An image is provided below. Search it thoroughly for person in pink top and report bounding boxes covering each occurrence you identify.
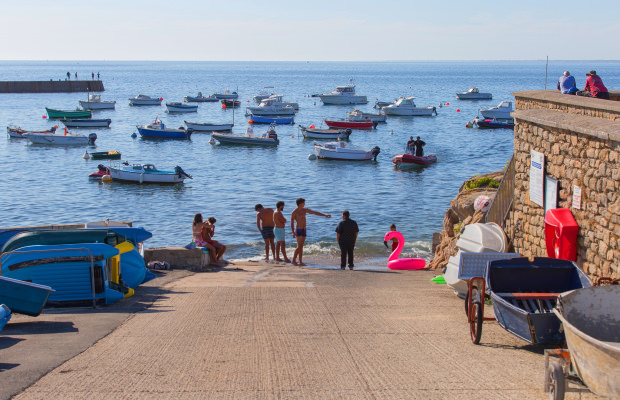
[583,70,609,100]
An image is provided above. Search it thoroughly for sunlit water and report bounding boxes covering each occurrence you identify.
[1,60,617,268]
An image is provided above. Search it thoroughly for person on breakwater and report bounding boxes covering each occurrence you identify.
[255,204,276,262]
[583,70,609,100]
[204,217,226,266]
[557,71,577,94]
[274,201,291,263]
[66,72,70,80]
[335,210,358,270]
[192,213,218,265]
[291,198,331,266]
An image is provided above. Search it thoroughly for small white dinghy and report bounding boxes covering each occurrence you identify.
[313,140,380,161]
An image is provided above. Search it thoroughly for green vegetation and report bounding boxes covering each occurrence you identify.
[464,176,500,190]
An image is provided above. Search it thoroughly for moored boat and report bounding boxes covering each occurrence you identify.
[246,97,296,116]
[346,109,386,123]
[211,125,279,146]
[45,108,92,119]
[89,164,110,179]
[184,92,219,102]
[382,97,437,116]
[249,115,294,124]
[456,87,492,100]
[79,94,116,110]
[184,121,234,131]
[61,118,111,128]
[213,90,239,100]
[253,87,275,103]
[136,118,192,139]
[298,125,351,140]
[392,152,437,167]
[313,83,368,105]
[221,99,241,108]
[7,125,57,139]
[476,118,515,129]
[108,163,192,184]
[479,101,513,120]
[89,150,121,160]
[129,95,162,106]
[324,118,376,129]
[25,129,97,145]
[166,102,198,113]
[314,140,380,161]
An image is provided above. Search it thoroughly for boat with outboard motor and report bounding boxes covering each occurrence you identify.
[129,95,162,106]
[184,92,218,102]
[313,140,380,161]
[107,162,192,184]
[137,118,192,139]
[213,89,239,100]
[346,109,386,123]
[25,128,97,145]
[313,83,368,105]
[392,151,437,167]
[211,125,279,146]
[221,99,240,108]
[479,101,513,120]
[246,97,296,116]
[298,125,351,140]
[476,118,515,129]
[166,102,198,113]
[7,125,57,139]
[456,87,492,100]
[382,97,437,116]
[79,94,116,110]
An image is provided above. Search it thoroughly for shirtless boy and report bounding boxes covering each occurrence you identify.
[291,198,331,266]
[255,204,276,262]
[273,201,291,263]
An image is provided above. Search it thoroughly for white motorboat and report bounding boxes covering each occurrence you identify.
[382,97,437,116]
[443,223,508,298]
[108,163,192,184]
[456,87,492,100]
[313,83,368,105]
[61,119,111,128]
[212,90,238,100]
[298,125,351,140]
[314,140,380,161]
[184,121,233,131]
[7,125,57,139]
[79,94,116,110]
[346,109,386,123]
[211,125,279,146]
[166,102,198,113]
[253,87,275,104]
[129,95,162,106]
[479,101,513,120]
[262,95,299,110]
[184,92,219,102]
[246,97,296,116]
[25,129,97,145]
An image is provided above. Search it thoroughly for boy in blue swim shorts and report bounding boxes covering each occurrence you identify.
[255,204,276,262]
[273,201,291,263]
[290,198,331,266]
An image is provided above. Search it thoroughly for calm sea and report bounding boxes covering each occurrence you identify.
[1,60,618,268]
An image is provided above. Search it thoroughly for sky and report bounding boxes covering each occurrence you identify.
[1,0,619,61]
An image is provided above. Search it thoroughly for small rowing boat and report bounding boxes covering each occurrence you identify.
[184,121,233,131]
[324,118,376,129]
[298,125,351,140]
[45,108,92,119]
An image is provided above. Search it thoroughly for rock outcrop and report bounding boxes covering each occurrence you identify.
[428,171,504,270]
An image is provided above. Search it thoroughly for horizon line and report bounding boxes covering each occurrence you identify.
[1,59,619,63]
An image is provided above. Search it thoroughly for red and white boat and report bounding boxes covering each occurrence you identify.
[7,125,57,139]
[392,152,437,167]
[324,118,376,129]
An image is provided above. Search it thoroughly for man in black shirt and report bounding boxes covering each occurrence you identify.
[406,136,416,153]
[335,210,359,270]
[413,136,426,157]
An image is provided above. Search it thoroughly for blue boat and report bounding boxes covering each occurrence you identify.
[476,118,515,129]
[0,304,11,331]
[0,276,54,316]
[1,243,125,307]
[249,115,294,124]
[475,257,592,345]
[136,118,192,139]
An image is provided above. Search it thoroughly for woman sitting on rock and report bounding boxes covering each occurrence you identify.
[192,213,219,265]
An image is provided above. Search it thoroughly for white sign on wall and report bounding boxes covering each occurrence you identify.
[545,176,558,213]
[573,186,582,210]
[530,150,545,207]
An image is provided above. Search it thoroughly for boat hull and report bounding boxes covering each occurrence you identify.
[45,108,92,119]
[246,107,295,116]
[383,107,435,116]
[212,132,278,146]
[184,96,218,102]
[299,126,351,139]
[249,115,294,124]
[90,151,121,160]
[0,276,54,316]
[129,98,162,106]
[456,93,492,100]
[26,133,94,145]
[318,95,368,105]
[108,167,186,183]
[166,104,198,113]
[314,145,372,161]
[392,154,437,166]
[184,121,234,131]
[79,100,116,110]
[476,119,515,129]
[61,119,111,128]
[137,127,191,139]
[324,119,375,129]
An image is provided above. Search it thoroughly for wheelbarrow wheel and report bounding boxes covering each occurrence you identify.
[470,301,483,344]
[547,361,566,400]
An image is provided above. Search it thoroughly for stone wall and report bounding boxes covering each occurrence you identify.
[510,91,620,279]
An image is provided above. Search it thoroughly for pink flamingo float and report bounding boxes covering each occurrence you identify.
[384,231,426,270]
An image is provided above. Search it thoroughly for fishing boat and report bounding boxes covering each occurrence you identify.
[89,150,121,160]
[128,95,162,106]
[246,97,296,116]
[211,125,279,146]
[253,87,275,103]
[392,152,437,167]
[261,95,299,110]
[312,83,368,105]
[479,101,513,119]
[456,87,492,100]
[221,99,241,108]
[184,92,218,102]
[184,121,234,131]
[382,97,437,116]
[314,140,380,161]
[249,115,294,124]
[136,118,192,139]
[166,102,198,113]
[45,108,92,119]
[0,276,54,317]
[25,129,97,145]
[79,94,116,110]
[298,125,351,140]
[108,163,192,184]
[324,118,376,129]
[7,125,57,139]
[476,118,515,129]
[346,109,386,123]
[213,90,239,100]
[61,119,111,128]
